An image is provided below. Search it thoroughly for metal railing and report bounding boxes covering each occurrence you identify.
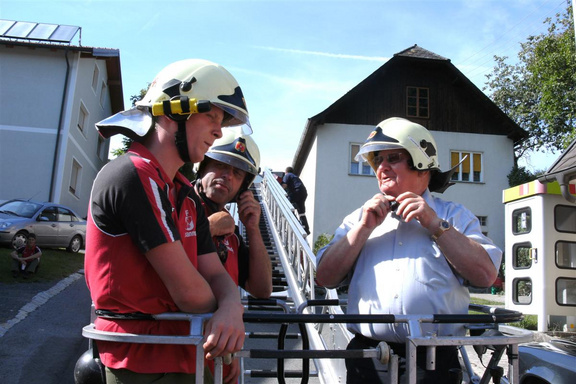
[79,169,536,384]
[259,169,350,382]
[83,299,534,384]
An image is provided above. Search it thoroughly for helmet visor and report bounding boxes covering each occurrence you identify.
[213,102,252,134]
[205,152,258,176]
[95,107,154,140]
[355,142,403,162]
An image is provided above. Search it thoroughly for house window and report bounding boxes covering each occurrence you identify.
[70,159,81,196]
[100,81,107,108]
[350,143,374,176]
[92,64,99,91]
[406,86,429,118]
[477,216,487,226]
[450,151,483,182]
[78,103,88,133]
[97,135,106,160]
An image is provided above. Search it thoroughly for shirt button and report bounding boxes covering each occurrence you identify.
[398,242,403,246]
[394,294,399,299]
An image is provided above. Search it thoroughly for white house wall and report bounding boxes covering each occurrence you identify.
[0,45,112,217]
[303,124,513,251]
[54,55,112,217]
[0,46,68,202]
[432,131,513,251]
[297,135,316,245]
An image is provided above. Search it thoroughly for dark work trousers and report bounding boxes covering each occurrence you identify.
[288,190,309,234]
[345,334,462,384]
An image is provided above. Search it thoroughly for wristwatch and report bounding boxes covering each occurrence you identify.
[431,219,451,241]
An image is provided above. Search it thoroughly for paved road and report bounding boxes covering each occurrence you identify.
[0,272,91,384]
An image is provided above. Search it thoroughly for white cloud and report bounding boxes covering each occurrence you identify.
[252,45,390,62]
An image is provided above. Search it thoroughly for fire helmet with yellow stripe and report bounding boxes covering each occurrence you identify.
[95,59,250,162]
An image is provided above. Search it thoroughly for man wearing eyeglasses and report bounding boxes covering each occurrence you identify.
[316,118,502,384]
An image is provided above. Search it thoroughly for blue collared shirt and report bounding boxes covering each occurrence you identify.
[316,190,502,342]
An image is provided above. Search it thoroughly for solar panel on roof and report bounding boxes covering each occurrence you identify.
[0,19,80,44]
[0,20,16,35]
[4,21,35,38]
[27,23,58,40]
[49,25,80,43]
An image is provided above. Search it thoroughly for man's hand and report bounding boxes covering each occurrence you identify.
[237,190,261,230]
[361,193,395,230]
[394,192,438,231]
[202,302,245,361]
[208,211,236,237]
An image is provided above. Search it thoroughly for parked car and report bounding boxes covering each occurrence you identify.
[0,199,86,252]
[518,338,576,384]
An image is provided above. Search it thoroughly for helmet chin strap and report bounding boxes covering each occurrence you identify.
[172,118,191,163]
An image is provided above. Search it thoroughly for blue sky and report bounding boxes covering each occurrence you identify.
[1,0,567,172]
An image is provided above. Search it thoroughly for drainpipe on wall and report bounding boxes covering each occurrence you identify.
[49,48,70,202]
[556,174,576,203]
[538,172,576,204]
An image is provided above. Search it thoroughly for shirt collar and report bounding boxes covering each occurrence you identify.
[128,142,191,187]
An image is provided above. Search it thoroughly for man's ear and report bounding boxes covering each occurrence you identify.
[418,169,432,182]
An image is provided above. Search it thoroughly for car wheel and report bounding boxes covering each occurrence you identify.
[67,235,82,253]
[12,231,28,249]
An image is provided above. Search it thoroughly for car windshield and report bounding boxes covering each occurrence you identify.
[0,201,42,218]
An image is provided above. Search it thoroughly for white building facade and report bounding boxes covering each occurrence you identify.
[293,45,527,252]
[0,21,123,217]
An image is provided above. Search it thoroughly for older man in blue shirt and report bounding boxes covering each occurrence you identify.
[316,118,502,384]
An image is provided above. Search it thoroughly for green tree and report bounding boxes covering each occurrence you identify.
[507,164,547,187]
[313,233,333,255]
[485,4,575,160]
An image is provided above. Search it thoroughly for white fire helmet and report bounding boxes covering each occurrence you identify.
[356,117,458,193]
[96,59,250,140]
[196,128,261,192]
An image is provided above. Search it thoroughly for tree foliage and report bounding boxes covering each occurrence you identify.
[485,4,575,159]
[507,164,544,187]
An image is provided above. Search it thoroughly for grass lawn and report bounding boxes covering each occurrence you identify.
[0,246,84,284]
[469,297,503,307]
[470,296,538,330]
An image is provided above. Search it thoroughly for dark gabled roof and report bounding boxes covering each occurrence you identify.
[395,44,448,61]
[292,44,527,173]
